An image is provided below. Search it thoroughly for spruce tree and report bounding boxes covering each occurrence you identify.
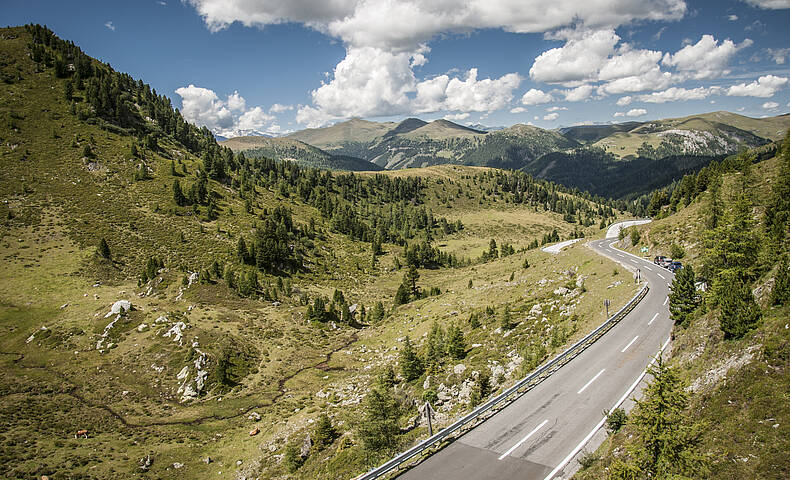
[719,274,762,339]
[283,442,304,473]
[446,323,466,360]
[668,263,699,328]
[764,132,790,251]
[399,336,423,381]
[404,265,420,298]
[313,413,337,449]
[500,304,513,330]
[172,179,186,206]
[470,370,491,406]
[425,321,445,366]
[771,255,790,306]
[97,237,111,260]
[609,356,706,478]
[394,283,410,306]
[358,386,400,454]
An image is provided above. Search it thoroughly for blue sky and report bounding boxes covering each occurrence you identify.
[3,0,790,136]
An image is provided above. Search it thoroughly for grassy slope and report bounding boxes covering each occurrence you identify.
[593,111,790,158]
[0,25,643,480]
[218,136,382,172]
[574,154,790,479]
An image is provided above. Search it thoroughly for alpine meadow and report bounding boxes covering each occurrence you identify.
[1,1,790,479]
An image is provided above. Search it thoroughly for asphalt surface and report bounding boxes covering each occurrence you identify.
[399,237,674,480]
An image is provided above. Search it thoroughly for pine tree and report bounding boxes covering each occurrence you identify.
[764,132,790,251]
[358,386,400,454]
[313,413,337,449]
[404,265,420,298]
[470,370,491,406]
[283,442,304,473]
[399,336,423,381]
[719,273,762,340]
[771,255,790,306]
[371,301,385,322]
[500,304,513,330]
[394,283,410,306]
[446,323,466,360]
[425,321,445,366]
[668,263,699,328]
[172,179,186,206]
[97,237,111,260]
[609,356,706,478]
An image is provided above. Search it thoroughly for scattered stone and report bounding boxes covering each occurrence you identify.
[203,457,212,464]
[248,411,261,421]
[300,435,312,458]
[249,427,260,436]
[105,300,132,318]
[163,321,188,344]
[172,462,184,469]
[60,303,69,309]
[137,324,148,332]
[453,364,467,375]
[138,454,153,472]
[236,460,243,466]
[553,286,569,296]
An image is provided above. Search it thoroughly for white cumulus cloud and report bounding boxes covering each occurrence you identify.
[763,101,780,109]
[547,106,568,112]
[743,0,790,8]
[637,86,719,103]
[530,29,619,84]
[543,112,560,121]
[766,47,790,64]
[444,112,471,121]
[521,88,554,105]
[616,96,632,106]
[562,85,594,102]
[104,21,116,31]
[626,108,647,117]
[269,103,294,113]
[186,0,688,124]
[510,106,527,113]
[726,75,788,97]
[662,34,751,79]
[175,85,278,137]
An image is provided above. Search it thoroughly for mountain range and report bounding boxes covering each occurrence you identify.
[221,111,790,198]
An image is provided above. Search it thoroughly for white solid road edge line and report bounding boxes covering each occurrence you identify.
[577,369,606,394]
[621,335,639,353]
[648,312,659,325]
[542,337,671,480]
[497,419,549,460]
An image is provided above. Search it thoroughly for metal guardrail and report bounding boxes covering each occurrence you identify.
[355,282,650,480]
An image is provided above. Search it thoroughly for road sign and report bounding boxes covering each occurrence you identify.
[641,246,649,253]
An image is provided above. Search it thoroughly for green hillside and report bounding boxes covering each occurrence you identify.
[219,136,382,171]
[575,137,790,479]
[0,25,645,480]
[283,113,789,201]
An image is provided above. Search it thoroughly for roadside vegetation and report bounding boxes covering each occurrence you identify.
[575,134,790,479]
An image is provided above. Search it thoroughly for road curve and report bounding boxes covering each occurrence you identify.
[398,238,673,480]
[540,238,581,254]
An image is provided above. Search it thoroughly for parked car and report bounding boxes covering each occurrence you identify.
[668,261,683,273]
[654,255,668,265]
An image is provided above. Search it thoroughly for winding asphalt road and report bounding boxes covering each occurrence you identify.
[399,234,674,480]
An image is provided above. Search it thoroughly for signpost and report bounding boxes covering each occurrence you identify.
[604,299,610,318]
[420,402,436,436]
